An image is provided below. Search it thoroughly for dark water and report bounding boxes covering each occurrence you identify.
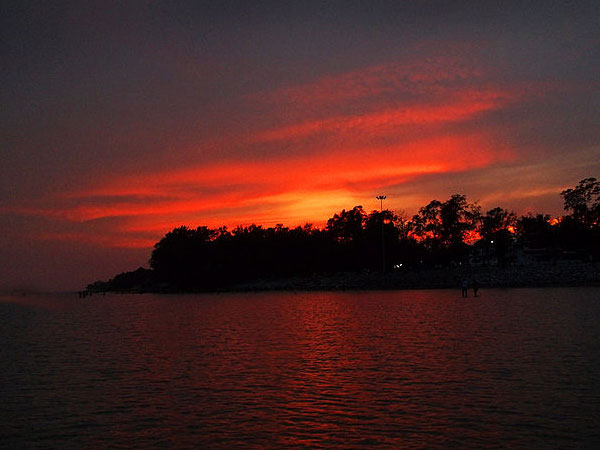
[1,288,599,449]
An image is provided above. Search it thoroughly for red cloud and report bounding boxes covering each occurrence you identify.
[247,57,483,107]
[254,88,515,143]
[14,58,550,247]
[22,131,511,231]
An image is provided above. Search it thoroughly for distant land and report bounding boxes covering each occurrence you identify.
[87,178,599,294]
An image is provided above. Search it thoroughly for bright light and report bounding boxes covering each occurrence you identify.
[548,217,562,226]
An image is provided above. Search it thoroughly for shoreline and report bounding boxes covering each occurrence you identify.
[226,263,600,292]
[93,262,600,294]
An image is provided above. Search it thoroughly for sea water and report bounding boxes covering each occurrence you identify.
[1,288,599,448]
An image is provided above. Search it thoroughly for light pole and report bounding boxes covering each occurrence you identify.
[376,195,386,273]
[376,195,386,211]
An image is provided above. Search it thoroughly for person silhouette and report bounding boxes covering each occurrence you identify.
[472,279,480,297]
[461,279,469,297]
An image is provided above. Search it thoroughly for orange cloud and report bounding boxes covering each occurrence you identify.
[22,132,511,231]
[13,58,551,248]
[254,92,511,143]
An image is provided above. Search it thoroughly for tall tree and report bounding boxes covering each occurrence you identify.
[412,200,443,243]
[412,195,480,247]
[480,207,517,239]
[516,214,556,249]
[325,206,366,243]
[412,194,480,265]
[150,226,217,287]
[439,194,481,247]
[561,177,600,226]
[479,207,517,266]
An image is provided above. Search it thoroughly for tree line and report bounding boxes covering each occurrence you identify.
[88,177,600,291]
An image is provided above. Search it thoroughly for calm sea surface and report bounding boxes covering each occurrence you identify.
[1,288,599,449]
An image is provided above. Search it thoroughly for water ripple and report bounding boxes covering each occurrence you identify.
[1,288,600,448]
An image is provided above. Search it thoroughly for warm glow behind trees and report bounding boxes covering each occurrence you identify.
[90,178,600,291]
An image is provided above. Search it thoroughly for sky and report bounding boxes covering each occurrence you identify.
[1,0,599,291]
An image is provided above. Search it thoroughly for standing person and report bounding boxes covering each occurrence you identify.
[461,279,469,297]
[472,279,480,297]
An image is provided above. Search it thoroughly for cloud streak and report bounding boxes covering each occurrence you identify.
[1,52,590,252]
[8,55,565,251]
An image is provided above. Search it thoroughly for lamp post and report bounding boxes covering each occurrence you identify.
[376,195,386,273]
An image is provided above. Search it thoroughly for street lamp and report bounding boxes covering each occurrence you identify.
[376,195,387,273]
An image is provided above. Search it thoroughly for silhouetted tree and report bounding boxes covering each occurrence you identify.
[480,207,516,238]
[92,267,153,291]
[324,206,366,271]
[561,177,600,226]
[90,184,600,292]
[394,212,414,241]
[516,214,556,249]
[478,207,517,265]
[364,209,401,272]
[412,199,443,242]
[412,194,480,265]
[150,226,217,288]
[326,206,366,243]
[557,216,591,253]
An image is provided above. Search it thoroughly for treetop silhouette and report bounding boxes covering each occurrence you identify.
[89,178,599,292]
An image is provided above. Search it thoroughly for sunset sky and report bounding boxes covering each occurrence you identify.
[2,1,599,290]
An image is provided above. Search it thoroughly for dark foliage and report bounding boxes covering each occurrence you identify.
[89,178,599,292]
[411,194,480,266]
[560,177,600,226]
[87,267,153,292]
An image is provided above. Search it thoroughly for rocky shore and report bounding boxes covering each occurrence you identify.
[226,261,600,292]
